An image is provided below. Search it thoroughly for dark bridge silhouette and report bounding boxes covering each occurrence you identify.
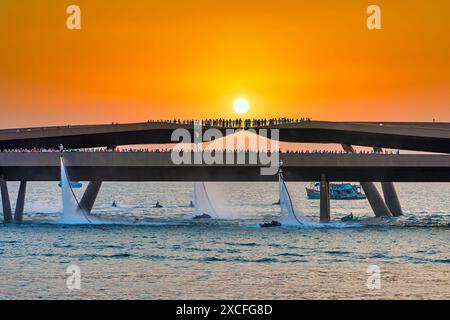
[1,121,450,153]
[0,152,448,182]
[1,120,450,224]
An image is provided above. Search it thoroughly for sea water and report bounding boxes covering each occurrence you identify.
[0,181,449,299]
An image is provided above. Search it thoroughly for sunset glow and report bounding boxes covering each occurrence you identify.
[233,98,250,115]
[0,0,449,128]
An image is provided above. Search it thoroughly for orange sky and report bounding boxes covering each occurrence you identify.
[0,0,449,128]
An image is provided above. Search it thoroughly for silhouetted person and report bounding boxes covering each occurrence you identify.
[341,212,358,222]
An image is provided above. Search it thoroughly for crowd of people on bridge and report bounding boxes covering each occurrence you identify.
[148,117,312,128]
[3,117,312,134]
[0,146,401,155]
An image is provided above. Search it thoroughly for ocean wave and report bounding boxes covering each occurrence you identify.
[201,256,278,263]
[274,252,305,257]
[224,242,259,247]
[324,250,351,255]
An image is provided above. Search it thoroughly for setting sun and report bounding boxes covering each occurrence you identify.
[233,98,250,115]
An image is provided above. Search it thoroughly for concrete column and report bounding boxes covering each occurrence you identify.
[79,181,102,214]
[0,176,13,222]
[381,182,403,217]
[373,147,403,217]
[14,181,27,223]
[360,182,392,217]
[320,174,331,223]
[342,144,392,217]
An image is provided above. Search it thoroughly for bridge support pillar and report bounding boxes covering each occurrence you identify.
[381,182,403,217]
[0,176,13,223]
[342,144,392,217]
[320,174,331,223]
[14,181,27,223]
[79,182,102,214]
[373,147,403,217]
[360,182,392,217]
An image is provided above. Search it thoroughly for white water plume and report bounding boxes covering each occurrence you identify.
[279,169,307,226]
[59,157,92,224]
[194,182,234,218]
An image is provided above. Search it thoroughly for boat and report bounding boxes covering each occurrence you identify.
[341,213,359,222]
[193,213,212,219]
[306,182,366,200]
[58,181,82,188]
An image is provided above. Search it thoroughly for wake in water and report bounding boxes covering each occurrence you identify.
[58,161,226,225]
[279,168,308,226]
[192,182,254,220]
[277,168,364,229]
[58,156,93,224]
[55,156,365,228]
[193,182,265,220]
[58,157,153,225]
[193,182,221,218]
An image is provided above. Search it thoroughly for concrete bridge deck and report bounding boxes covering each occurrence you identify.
[0,152,449,182]
[1,121,450,153]
[2,121,449,223]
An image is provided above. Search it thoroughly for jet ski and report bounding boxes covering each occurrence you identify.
[260,220,282,228]
[272,199,280,206]
[154,201,163,208]
[341,213,359,222]
[112,201,117,207]
[193,213,212,219]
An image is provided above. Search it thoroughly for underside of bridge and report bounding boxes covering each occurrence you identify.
[1,121,450,153]
[1,120,449,223]
[2,153,444,223]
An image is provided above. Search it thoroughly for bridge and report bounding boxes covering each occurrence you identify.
[1,120,450,224]
[1,121,450,153]
[0,152,448,182]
